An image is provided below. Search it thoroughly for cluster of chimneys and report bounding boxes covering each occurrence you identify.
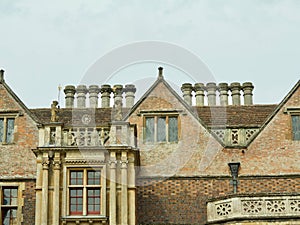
[63,84,136,108]
[180,82,254,106]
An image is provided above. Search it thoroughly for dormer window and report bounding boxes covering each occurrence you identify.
[0,117,15,144]
[144,115,179,143]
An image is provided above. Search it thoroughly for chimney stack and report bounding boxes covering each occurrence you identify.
[64,85,76,108]
[218,83,229,106]
[194,83,205,106]
[0,69,4,83]
[206,82,217,106]
[89,85,100,108]
[124,84,136,108]
[100,84,112,108]
[113,85,123,107]
[230,82,241,105]
[181,83,193,106]
[242,82,254,105]
[76,85,88,108]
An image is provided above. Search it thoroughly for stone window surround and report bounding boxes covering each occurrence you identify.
[0,182,25,225]
[0,111,20,145]
[62,164,107,219]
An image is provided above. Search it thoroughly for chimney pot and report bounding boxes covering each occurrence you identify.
[194,83,205,106]
[100,84,112,108]
[64,85,76,108]
[218,83,229,106]
[181,83,193,106]
[124,84,136,108]
[89,85,100,108]
[242,82,254,105]
[230,82,241,105]
[206,82,217,106]
[76,85,88,108]
[113,85,123,107]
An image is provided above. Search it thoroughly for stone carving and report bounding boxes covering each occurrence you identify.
[81,114,91,125]
[64,128,109,146]
[242,200,263,214]
[231,129,239,145]
[266,200,286,213]
[245,128,258,142]
[216,202,232,216]
[50,100,59,122]
[212,129,225,141]
[290,199,300,212]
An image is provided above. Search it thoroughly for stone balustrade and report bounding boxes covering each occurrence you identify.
[207,195,300,224]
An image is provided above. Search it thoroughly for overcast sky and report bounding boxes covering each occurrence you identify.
[0,0,299,108]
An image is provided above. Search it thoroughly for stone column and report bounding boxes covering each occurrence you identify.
[218,83,229,106]
[53,153,60,225]
[121,152,128,225]
[35,155,43,225]
[109,152,117,225]
[76,85,88,108]
[101,84,112,108]
[181,83,193,106]
[230,82,241,105]
[41,155,49,225]
[89,85,100,108]
[64,85,76,108]
[206,82,217,106]
[242,82,254,105]
[124,84,136,108]
[113,85,123,105]
[194,83,205,106]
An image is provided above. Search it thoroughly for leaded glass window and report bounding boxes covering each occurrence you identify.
[0,118,15,144]
[145,117,154,142]
[157,117,166,142]
[168,116,178,142]
[292,115,300,140]
[1,187,18,225]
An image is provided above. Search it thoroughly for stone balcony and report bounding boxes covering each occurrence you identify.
[207,194,300,224]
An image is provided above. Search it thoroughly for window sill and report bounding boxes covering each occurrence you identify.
[61,215,108,223]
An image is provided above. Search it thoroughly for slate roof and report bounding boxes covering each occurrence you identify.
[30,104,277,128]
[194,105,277,127]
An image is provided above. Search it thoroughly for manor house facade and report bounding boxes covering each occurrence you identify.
[0,67,300,225]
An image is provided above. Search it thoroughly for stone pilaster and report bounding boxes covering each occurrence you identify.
[109,152,117,225]
[121,152,128,225]
[101,84,112,108]
[76,85,88,108]
[128,155,136,225]
[206,82,217,106]
[64,85,76,108]
[194,83,205,106]
[41,155,49,225]
[89,85,100,108]
[181,83,193,106]
[52,152,61,225]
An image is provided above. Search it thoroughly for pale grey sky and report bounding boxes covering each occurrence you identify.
[0,0,299,108]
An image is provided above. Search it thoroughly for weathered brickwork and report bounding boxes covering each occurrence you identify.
[22,180,36,225]
[137,177,300,225]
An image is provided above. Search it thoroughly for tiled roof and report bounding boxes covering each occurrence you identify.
[194,105,277,127]
[31,105,277,128]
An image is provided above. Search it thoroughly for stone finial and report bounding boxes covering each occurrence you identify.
[100,84,112,108]
[242,82,254,105]
[230,82,241,106]
[64,85,76,108]
[76,85,88,108]
[88,85,100,108]
[194,83,205,106]
[50,100,59,122]
[181,83,193,106]
[113,84,123,107]
[218,83,229,106]
[158,67,163,79]
[0,69,4,83]
[206,82,217,106]
[124,84,136,108]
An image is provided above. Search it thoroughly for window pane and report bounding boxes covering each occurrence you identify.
[3,188,18,205]
[88,171,101,185]
[87,188,101,214]
[2,208,17,225]
[6,119,14,143]
[69,188,83,215]
[0,119,3,142]
[145,117,154,142]
[157,117,166,142]
[70,171,83,185]
[169,117,178,142]
[292,115,300,140]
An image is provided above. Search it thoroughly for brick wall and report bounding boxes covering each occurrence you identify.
[22,180,36,225]
[137,176,300,225]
